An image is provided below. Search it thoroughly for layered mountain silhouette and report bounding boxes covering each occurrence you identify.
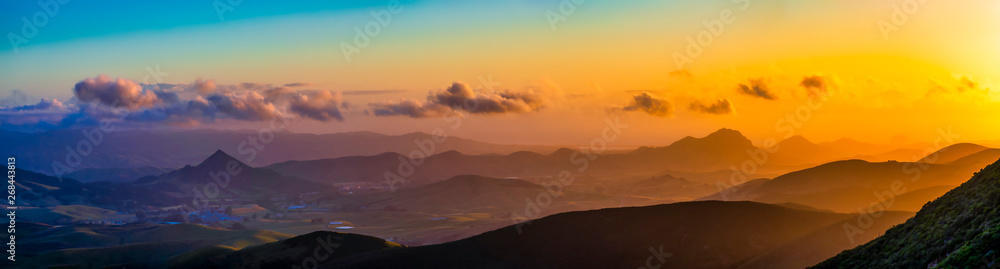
[16,150,332,210]
[266,128,836,187]
[701,144,1000,212]
[0,129,555,174]
[133,149,333,200]
[811,157,1000,268]
[171,231,404,268]
[14,168,181,208]
[306,201,908,269]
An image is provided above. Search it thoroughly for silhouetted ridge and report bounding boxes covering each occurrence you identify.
[811,157,1000,268]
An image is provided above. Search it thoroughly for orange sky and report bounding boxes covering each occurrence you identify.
[1,0,997,146]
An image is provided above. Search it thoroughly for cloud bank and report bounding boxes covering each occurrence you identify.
[689,99,734,115]
[367,82,547,118]
[737,78,777,100]
[620,92,674,117]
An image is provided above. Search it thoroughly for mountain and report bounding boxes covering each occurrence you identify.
[265,128,822,187]
[320,201,859,269]
[317,175,619,215]
[265,150,577,186]
[701,144,1000,212]
[622,128,758,173]
[810,157,1000,269]
[14,168,181,208]
[918,143,990,164]
[611,174,717,200]
[0,129,557,174]
[64,166,173,183]
[133,150,333,201]
[737,211,916,269]
[172,231,404,268]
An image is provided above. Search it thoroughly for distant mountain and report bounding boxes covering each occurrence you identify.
[737,211,916,269]
[265,150,578,186]
[64,166,173,183]
[621,128,758,173]
[811,157,1000,268]
[701,146,1000,212]
[14,168,181,208]
[266,128,819,187]
[612,174,717,200]
[0,129,557,175]
[317,175,619,215]
[321,201,860,269]
[918,143,990,164]
[133,150,334,201]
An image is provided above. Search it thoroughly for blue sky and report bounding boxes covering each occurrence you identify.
[1,0,413,52]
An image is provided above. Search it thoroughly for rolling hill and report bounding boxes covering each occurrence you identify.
[810,156,1000,268]
[319,201,865,269]
[701,145,1000,212]
[5,223,293,268]
[171,231,404,268]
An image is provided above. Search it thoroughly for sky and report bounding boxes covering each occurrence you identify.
[1,0,998,146]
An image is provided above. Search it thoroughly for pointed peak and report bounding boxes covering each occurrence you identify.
[779,135,814,145]
[704,128,745,139]
[196,150,246,169]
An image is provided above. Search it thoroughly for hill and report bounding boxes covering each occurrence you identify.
[64,166,172,183]
[701,146,1000,212]
[5,223,292,268]
[172,231,404,268]
[318,175,619,215]
[321,201,857,269]
[810,157,1000,268]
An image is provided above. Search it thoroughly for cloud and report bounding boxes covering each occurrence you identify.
[369,99,449,118]
[343,89,408,95]
[800,75,835,96]
[0,90,30,107]
[283,82,313,87]
[206,91,281,121]
[689,99,734,115]
[927,75,991,99]
[368,82,546,118]
[669,70,693,79]
[737,78,777,100]
[0,98,66,112]
[621,92,674,117]
[74,75,161,109]
[288,90,345,121]
[191,78,218,95]
[126,98,216,124]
